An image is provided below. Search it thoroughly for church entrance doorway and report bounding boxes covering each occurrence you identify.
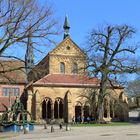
[83,106,90,118]
[75,105,82,122]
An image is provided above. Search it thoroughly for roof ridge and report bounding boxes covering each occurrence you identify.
[0,59,24,62]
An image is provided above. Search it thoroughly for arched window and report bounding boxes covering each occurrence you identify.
[75,102,82,123]
[60,62,65,73]
[42,97,52,120]
[54,98,63,119]
[72,63,78,74]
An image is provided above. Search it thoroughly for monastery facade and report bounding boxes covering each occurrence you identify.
[0,16,128,123]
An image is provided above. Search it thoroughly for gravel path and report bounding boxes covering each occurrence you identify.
[2,124,140,140]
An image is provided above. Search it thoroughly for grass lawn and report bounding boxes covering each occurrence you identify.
[0,136,10,140]
[71,122,131,127]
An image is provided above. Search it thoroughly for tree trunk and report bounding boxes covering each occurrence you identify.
[97,72,107,123]
[97,94,104,123]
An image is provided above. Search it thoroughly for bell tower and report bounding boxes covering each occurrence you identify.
[63,15,70,39]
[25,29,34,74]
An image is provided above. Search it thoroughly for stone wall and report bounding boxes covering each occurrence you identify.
[26,86,128,123]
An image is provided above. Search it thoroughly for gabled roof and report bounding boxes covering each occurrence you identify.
[35,36,86,68]
[32,73,123,89]
[49,36,86,57]
[0,60,27,84]
[33,74,99,87]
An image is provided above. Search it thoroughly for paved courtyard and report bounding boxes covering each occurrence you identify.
[1,124,140,140]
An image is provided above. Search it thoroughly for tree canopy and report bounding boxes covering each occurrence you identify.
[125,73,140,97]
[85,24,139,123]
[0,0,59,59]
[0,0,59,77]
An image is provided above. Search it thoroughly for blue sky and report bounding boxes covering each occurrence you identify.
[47,0,140,81]
[4,0,140,66]
[47,0,140,46]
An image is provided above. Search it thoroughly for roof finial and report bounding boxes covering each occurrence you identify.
[63,15,70,39]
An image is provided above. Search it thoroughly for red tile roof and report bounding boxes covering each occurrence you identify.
[33,74,99,87]
[0,60,27,84]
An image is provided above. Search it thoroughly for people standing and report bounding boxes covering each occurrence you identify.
[87,116,91,123]
[71,116,75,124]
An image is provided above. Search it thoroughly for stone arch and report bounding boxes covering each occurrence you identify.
[75,101,82,106]
[104,98,108,118]
[114,100,120,119]
[84,101,90,106]
[42,97,52,120]
[54,97,63,119]
[33,90,41,121]
[75,101,82,122]
[83,102,90,118]
[35,90,41,101]
[119,92,124,101]
[60,62,65,73]
[66,90,72,103]
[63,90,72,123]
[110,100,115,118]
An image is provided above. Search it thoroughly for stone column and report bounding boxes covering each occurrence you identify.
[51,102,54,119]
[27,90,32,120]
[107,99,110,119]
[67,102,72,123]
[64,91,72,123]
[36,102,41,122]
[46,101,48,120]
[58,100,60,119]
[35,90,41,123]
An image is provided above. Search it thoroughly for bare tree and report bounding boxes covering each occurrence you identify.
[0,0,59,74]
[79,88,98,119]
[85,25,139,123]
[126,79,140,97]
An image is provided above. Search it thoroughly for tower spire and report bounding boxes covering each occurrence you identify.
[63,15,70,39]
[25,28,34,74]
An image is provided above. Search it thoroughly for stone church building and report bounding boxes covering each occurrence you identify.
[0,16,128,123]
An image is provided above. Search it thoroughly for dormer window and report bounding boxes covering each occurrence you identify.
[72,63,78,74]
[60,62,65,74]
